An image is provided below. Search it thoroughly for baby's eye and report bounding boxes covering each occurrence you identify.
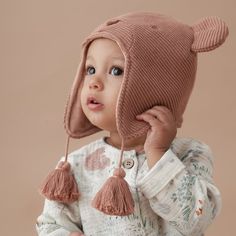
[110,66,123,76]
[86,66,95,75]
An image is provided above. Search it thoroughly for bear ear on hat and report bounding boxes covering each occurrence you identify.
[191,16,229,53]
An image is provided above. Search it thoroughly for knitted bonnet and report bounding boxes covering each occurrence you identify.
[39,11,229,216]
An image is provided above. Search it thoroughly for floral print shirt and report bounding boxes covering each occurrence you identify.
[36,136,221,236]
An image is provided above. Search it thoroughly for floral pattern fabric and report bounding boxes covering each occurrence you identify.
[36,136,221,236]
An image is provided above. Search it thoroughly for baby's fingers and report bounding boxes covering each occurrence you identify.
[136,112,162,127]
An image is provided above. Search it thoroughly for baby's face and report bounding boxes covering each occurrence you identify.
[80,38,125,132]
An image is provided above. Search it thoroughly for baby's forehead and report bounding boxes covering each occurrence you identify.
[85,38,125,62]
[88,38,122,52]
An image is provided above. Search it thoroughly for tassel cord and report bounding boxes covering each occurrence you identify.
[64,135,70,162]
[118,138,125,168]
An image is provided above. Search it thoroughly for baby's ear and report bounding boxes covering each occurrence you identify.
[191,16,229,53]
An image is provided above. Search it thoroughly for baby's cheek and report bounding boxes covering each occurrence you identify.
[80,85,86,101]
[80,89,87,112]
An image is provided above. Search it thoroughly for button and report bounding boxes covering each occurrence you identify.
[122,158,134,169]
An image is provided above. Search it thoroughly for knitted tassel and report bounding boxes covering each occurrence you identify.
[39,161,80,203]
[92,138,134,216]
[91,167,134,216]
[39,135,80,203]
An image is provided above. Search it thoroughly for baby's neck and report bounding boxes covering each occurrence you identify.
[105,132,145,154]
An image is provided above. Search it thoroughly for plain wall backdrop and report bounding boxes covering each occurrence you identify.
[0,0,235,235]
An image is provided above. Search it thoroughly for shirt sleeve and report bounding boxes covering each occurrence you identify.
[36,199,83,236]
[36,154,84,236]
[136,139,221,235]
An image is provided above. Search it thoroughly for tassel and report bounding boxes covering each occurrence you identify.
[39,135,80,203]
[39,161,80,203]
[91,167,134,216]
[91,138,134,216]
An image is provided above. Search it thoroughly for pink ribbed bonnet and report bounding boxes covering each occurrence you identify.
[64,11,229,141]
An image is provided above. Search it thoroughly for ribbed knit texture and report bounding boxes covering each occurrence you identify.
[191,16,229,52]
[64,11,228,141]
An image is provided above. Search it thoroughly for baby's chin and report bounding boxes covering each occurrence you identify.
[85,113,116,132]
[81,104,117,131]
[92,121,117,133]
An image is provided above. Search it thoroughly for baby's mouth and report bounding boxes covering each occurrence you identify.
[90,100,101,105]
[87,96,104,111]
[87,96,103,105]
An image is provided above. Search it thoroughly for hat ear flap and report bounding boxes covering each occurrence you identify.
[191,16,229,53]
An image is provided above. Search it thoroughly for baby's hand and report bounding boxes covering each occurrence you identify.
[69,232,85,236]
[136,105,177,156]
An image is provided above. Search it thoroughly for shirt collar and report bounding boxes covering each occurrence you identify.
[100,136,145,156]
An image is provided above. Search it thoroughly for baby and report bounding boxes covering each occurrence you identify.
[36,11,229,236]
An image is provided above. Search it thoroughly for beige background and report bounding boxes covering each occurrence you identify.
[0,0,235,235]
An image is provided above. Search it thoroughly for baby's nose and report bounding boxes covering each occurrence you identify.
[89,80,103,90]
